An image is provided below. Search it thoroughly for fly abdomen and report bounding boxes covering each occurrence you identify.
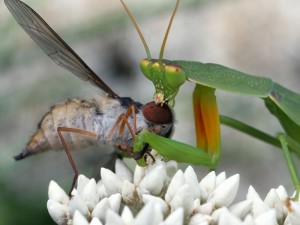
[14,98,100,160]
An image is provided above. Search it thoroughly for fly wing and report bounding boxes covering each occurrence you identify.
[5,0,119,99]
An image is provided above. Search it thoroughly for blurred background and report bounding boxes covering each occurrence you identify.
[1,0,300,224]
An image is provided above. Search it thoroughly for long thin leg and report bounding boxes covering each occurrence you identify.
[57,127,97,196]
[277,133,300,200]
[119,105,137,134]
[108,105,137,138]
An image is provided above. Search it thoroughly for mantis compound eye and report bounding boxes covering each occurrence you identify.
[140,59,152,81]
[142,101,173,124]
[165,64,186,89]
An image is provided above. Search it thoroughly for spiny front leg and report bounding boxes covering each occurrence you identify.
[57,127,97,197]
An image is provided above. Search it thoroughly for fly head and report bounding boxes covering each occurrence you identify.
[142,101,174,138]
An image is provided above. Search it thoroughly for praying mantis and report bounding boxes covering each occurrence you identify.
[124,0,300,198]
[5,0,300,198]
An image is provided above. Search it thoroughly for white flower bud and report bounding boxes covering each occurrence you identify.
[115,159,133,182]
[73,210,89,225]
[82,178,98,211]
[48,181,69,204]
[208,174,239,207]
[254,209,277,225]
[101,168,123,195]
[47,199,68,225]
[165,170,186,203]
[199,171,216,202]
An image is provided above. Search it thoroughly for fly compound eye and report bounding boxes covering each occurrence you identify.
[161,124,172,134]
[142,101,173,124]
[165,65,186,89]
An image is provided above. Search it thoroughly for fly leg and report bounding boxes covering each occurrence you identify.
[108,104,137,138]
[57,127,97,197]
[108,105,155,163]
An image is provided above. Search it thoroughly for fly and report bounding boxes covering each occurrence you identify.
[5,0,174,195]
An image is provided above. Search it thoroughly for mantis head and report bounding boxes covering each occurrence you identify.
[140,59,186,107]
[120,0,185,107]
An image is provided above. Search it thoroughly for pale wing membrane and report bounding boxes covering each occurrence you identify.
[5,0,118,98]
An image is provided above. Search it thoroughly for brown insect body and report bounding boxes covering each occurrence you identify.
[6,0,175,194]
[14,96,163,160]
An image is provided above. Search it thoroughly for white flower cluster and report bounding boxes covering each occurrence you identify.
[47,156,300,225]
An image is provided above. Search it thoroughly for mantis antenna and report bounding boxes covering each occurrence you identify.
[159,0,179,63]
[119,0,151,61]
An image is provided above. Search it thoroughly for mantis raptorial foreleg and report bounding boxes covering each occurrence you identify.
[134,130,219,168]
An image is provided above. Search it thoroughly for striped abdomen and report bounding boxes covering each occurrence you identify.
[14,98,103,160]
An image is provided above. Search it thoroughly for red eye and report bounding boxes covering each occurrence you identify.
[142,102,173,124]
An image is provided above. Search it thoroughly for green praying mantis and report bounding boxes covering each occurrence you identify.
[5,0,300,198]
[123,0,300,198]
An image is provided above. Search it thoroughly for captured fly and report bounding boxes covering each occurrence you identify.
[5,0,174,194]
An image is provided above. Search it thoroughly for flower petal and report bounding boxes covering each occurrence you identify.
[48,181,69,204]
[252,197,270,218]
[184,166,200,199]
[47,199,68,225]
[105,209,125,225]
[90,217,103,225]
[139,165,167,196]
[92,198,111,222]
[115,159,133,182]
[229,200,253,220]
[216,172,226,187]
[121,206,134,224]
[199,171,216,202]
[142,194,169,217]
[254,209,277,225]
[108,193,122,213]
[165,170,186,203]
[275,185,288,201]
[69,195,90,219]
[133,165,146,186]
[77,175,91,194]
[169,184,193,218]
[264,188,284,222]
[163,208,184,225]
[246,186,261,201]
[133,202,163,225]
[219,209,243,225]
[208,174,239,207]
[82,178,99,211]
[189,213,212,225]
[73,210,89,225]
[122,180,139,205]
[101,168,123,195]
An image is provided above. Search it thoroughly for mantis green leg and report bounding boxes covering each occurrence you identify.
[221,115,300,199]
[133,130,219,169]
[277,134,300,200]
[220,115,300,157]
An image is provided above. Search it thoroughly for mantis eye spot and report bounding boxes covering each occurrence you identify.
[142,101,173,124]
